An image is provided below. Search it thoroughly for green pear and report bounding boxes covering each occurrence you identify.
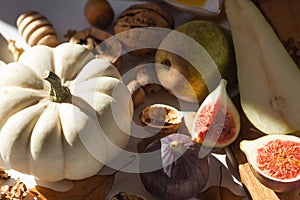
[155,20,237,103]
[225,0,300,134]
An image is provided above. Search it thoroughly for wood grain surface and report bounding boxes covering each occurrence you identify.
[257,0,300,41]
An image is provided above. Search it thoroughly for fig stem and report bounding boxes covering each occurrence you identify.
[170,140,186,154]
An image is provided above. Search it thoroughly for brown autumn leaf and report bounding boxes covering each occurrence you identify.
[137,132,171,153]
[111,191,148,200]
[198,185,245,200]
[0,177,42,200]
[31,174,115,200]
[0,167,9,184]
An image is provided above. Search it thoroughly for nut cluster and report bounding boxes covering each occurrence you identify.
[127,57,163,107]
[282,37,300,68]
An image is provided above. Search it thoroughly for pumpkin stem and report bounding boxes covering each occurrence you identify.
[43,70,70,103]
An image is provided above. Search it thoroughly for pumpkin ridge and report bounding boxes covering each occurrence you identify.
[29,104,65,181]
[58,103,105,181]
[0,102,47,174]
[0,63,44,89]
[0,87,45,128]
[53,44,94,82]
[66,95,99,118]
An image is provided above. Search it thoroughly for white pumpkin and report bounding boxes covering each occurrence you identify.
[0,43,134,182]
[0,60,6,70]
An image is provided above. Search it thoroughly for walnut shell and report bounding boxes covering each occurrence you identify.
[114,2,174,57]
[140,104,181,134]
[69,27,122,67]
[127,3,174,27]
[16,10,59,47]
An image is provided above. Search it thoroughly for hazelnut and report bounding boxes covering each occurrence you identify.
[84,0,114,28]
[135,60,162,94]
[127,80,146,107]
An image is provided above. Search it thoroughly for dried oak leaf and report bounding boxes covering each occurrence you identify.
[0,167,9,184]
[137,132,171,153]
[31,174,115,200]
[7,39,24,61]
[0,177,41,200]
[111,191,147,200]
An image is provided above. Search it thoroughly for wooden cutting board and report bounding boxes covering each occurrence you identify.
[230,95,300,200]
[229,1,300,199]
[257,0,300,41]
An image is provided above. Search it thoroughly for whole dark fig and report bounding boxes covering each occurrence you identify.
[139,133,210,200]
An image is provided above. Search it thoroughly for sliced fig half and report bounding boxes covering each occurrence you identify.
[191,79,240,148]
[240,134,300,193]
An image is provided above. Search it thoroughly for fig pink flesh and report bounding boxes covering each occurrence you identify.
[256,139,300,180]
[193,100,238,146]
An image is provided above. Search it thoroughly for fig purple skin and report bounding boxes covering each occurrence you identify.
[139,133,210,200]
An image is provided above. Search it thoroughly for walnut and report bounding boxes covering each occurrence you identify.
[140,104,181,134]
[63,29,77,40]
[113,2,174,57]
[69,27,123,68]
